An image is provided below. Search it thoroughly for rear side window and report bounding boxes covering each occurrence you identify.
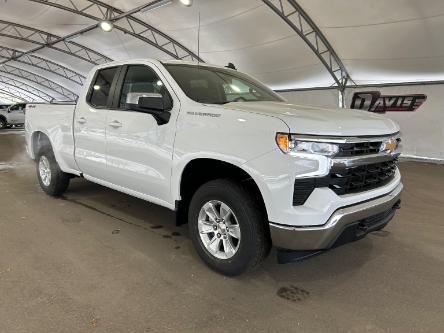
[89,67,119,107]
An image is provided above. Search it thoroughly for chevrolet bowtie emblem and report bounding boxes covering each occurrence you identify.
[381,138,398,154]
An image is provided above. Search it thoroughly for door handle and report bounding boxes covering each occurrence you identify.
[77,117,87,124]
[109,120,122,128]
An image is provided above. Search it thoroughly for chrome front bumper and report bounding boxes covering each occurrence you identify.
[270,182,403,251]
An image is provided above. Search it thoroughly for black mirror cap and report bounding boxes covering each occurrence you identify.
[138,96,164,111]
[138,93,173,112]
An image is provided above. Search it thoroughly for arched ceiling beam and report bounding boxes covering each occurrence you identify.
[0,84,39,102]
[0,91,26,103]
[0,46,85,85]
[0,19,111,65]
[29,0,203,62]
[0,63,78,101]
[0,75,54,102]
[262,0,352,90]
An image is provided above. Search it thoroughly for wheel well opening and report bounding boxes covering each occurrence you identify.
[32,132,51,158]
[177,159,268,226]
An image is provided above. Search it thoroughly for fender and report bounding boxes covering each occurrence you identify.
[171,152,273,212]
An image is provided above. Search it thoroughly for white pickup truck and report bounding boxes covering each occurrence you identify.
[0,103,26,129]
[25,59,402,275]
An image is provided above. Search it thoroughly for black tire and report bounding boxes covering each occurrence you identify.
[0,117,6,130]
[188,179,270,276]
[36,149,70,197]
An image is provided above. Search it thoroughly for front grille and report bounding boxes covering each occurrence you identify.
[293,159,398,206]
[336,141,382,157]
[336,137,401,157]
[329,159,397,195]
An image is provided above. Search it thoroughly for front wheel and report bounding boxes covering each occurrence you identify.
[188,179,270,276]
[36,151,70,196]
[0,117,6,130]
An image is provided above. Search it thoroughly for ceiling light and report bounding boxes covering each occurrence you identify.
[99,20,113,32]
[179,0,193,7]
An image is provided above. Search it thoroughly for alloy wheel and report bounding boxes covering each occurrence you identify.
[197,200,241,259]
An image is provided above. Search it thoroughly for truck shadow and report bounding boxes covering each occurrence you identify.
[63,176,377,283]
[62,177,184,235]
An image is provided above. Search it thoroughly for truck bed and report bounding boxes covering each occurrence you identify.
[25,103,79,175]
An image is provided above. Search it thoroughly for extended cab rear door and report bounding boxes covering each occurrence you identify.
[73,66,120,179]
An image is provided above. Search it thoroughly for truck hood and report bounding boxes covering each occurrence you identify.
[222,101,399,136]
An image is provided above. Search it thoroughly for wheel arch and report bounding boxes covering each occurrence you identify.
[30,130,53,159]
[176,158,269,227]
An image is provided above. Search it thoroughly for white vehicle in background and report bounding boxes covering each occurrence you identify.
[25,59,402,276]
[0,103,26,129]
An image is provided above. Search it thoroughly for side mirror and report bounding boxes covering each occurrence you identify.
[138,94,165,111]
[125,92,173,125]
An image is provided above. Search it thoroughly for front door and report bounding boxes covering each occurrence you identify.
[73,66,120,179]
[104,64,178,206]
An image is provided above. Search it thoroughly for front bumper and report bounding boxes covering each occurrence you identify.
[270,182,403,251]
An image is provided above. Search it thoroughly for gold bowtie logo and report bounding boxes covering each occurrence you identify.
[381,139,397,153]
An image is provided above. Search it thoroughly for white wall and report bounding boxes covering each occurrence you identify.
[278,89,339,109]
[278,84,444,161]
[345,85,444,161]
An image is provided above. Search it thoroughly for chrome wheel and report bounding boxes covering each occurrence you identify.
[198,200,241,260]
[38,156,51,187]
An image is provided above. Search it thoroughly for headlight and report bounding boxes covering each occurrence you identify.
[276,133,339,156]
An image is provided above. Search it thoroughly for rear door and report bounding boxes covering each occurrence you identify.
[73,66,120,179]
[103,63,179,205]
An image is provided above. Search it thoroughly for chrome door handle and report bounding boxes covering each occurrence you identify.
[77,117,87,124]
[109,120,122,128]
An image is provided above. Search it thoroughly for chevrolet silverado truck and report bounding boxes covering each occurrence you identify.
[25,59,402,275]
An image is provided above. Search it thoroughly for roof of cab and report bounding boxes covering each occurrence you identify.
[161,59,230,71]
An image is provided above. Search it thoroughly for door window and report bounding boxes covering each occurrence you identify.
[88,67,119,108]
[10,104,24,111]
[118,65,170,110]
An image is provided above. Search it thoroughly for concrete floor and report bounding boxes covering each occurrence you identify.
[0,129,443,333]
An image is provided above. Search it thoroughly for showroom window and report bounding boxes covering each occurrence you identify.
[89,67,119,108]
[118,65,169,110]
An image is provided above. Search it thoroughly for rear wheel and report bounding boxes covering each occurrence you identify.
[188,179,270,276]
[36,150,70,196]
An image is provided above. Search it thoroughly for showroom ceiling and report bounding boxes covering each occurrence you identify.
[1,0,444,103]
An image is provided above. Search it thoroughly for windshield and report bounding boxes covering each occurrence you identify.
[164,64,284,105]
